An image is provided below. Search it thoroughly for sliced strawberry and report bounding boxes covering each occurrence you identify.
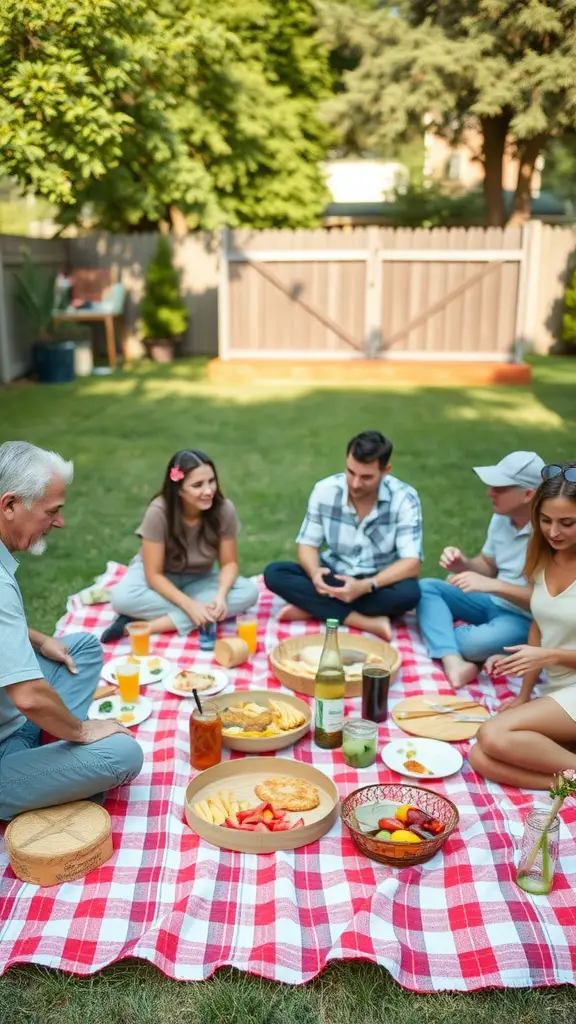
[238,822,258,831]
[289,818,305,830]
[254,822,270,833]
[269,821,292,832]
[271,807,286,819]
[224,816,240,829]
[237,802,268,823]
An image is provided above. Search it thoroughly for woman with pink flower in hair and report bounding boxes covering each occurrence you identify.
[103,450,258,641]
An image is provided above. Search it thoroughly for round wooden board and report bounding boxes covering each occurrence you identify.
[391,694,489,741]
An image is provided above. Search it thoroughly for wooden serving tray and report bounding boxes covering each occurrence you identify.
[269,633,401,698]
[391,694,489,741]
[185,757,340,853]
[205,689,311,752]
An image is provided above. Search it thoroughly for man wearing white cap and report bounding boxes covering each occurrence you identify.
[417,451,545,689]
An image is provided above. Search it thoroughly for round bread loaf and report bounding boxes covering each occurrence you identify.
[5,800,113,887]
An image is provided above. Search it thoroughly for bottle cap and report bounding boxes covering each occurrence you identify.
[326,618,339,629]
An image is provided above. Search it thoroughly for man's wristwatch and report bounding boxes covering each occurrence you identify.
[369,577,378,593]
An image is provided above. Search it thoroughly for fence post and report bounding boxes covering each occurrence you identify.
[513,223,533,363]
[218,227,230,361]
[0,239,12,384]
[520,219,543,353]
[363,226,382,358]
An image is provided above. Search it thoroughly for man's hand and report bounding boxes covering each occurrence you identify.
[439,546,468,573]
[38,637,78,675]
[79,720,133,743]
[312,567,334,595]
[332,575,370,603]
[493,645,553,677]
[449,571,495,594]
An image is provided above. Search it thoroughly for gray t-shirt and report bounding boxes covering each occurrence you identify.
[482,514,531,617]
[0,540,42,743]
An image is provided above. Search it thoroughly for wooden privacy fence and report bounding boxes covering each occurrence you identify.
[219,225,541,361]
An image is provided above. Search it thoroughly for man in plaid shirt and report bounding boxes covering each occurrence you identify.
[264,431,421,639]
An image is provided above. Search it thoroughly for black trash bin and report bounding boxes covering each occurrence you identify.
[33,341,76,384]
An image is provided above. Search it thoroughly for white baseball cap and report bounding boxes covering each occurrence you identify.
[473,451,545,489]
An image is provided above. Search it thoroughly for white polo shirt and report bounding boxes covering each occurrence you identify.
[0,539,42,743]
[482,514,531,617]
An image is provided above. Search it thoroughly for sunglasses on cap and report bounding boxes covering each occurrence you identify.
[542,464,576,482]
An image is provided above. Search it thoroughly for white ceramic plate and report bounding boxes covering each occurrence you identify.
[381,737,463,780]
[88,694,153,728]
[101,654,173,687]
[164,666,230,699]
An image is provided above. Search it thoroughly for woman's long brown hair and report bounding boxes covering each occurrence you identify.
[524,463,576,581]
[155,450,225,570]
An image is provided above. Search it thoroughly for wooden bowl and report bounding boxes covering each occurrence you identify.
[185,757,340,853]
[204,690,311,752]
[269,633,401,698]
[341,783,459,866]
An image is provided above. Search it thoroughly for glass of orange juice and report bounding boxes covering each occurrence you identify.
[126,622,150,658]
[237,614,257,655]
[116,661,140,703]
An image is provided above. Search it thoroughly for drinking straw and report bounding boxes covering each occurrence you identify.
[192,688,203,715]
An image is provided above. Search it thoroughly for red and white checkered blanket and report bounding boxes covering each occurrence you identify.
[1,561,575,990]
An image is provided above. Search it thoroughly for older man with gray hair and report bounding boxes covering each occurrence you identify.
[0,441,143,820]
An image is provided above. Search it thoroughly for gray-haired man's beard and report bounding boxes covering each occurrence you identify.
[28,537,47,556]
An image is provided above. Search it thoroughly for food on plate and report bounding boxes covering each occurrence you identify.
[220,699,306,738]
[148,657,163,675]
[93,683,117,700]
[193,790,252,825]
[278,649,388,683]
[223,801,304,833]
[173,670,216,693]
[404,759,434,776]
[98,700,114,714]
[254,776,320,811]
[116,712,136,724]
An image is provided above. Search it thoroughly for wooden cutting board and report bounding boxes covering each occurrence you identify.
[391,695,489,741]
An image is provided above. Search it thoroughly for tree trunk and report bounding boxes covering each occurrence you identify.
[480,115,510,227]
[508,135,547,226]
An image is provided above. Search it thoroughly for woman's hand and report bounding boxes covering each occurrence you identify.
[183,598,215,628]
[207,594,228,622]
[498,693,531,712]
[493,645,553,677]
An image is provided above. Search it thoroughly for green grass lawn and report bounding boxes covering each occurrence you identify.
[1,355,576,1023]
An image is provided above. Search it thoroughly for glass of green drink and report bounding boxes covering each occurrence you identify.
[342,719,378,768]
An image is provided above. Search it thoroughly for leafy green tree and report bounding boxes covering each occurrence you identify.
[0,0,332,230]
[139,236,189,341]
[322,0,576,226]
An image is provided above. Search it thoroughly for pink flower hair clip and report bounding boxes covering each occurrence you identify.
[169,466,184,482]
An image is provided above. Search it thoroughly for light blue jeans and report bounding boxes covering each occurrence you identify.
[110,558,259,635]
[417,578,531,662]
[0,633,143,820]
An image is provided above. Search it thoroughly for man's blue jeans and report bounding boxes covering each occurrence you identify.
[417,578,531,663]
[0,633,143,820]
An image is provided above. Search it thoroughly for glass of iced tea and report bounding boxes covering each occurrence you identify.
[190,706,222,771]
[116,661,140,703]
[237,614,257,655]
[126,622,150,658]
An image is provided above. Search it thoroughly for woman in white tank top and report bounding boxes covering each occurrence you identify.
[470,462,576,790]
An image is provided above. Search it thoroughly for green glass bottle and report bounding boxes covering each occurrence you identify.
[314,618,345,749]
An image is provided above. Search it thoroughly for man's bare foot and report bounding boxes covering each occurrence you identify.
[345,611,392,641]
[442,654,479,690]
[277,604,312,623]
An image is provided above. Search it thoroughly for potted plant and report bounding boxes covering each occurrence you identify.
[14,252,75,383]
[139,236,189,362]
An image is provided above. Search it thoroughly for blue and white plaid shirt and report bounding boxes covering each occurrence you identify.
[296,472,423,577]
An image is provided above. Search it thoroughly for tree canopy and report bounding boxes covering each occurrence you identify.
[0,0,332,231]
[322,0,576,225]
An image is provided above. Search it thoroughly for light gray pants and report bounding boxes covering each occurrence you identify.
[0,633,143,821]
[110,560,259,635]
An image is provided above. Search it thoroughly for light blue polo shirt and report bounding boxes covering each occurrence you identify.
[482,514,532,617]
[0,539,43,743]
